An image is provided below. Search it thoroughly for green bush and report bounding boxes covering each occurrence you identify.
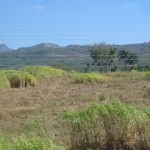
[14,135,46,150]
[72,72,112,83]
[62,101,150,150]
[0,133,63,150]
[0,75,10,89]
[22,66,66,79]
[0,70,37,88]
[107,71,150,81]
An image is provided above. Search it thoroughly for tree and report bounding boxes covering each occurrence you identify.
[118,50,138,71]
[90,44,116,71]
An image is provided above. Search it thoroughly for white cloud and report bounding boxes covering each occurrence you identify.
[27,5,45,12]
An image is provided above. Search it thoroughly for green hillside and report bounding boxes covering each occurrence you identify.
[0,42,149,70]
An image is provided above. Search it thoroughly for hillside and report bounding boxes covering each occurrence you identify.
[0,42,149,70]
[0,44,12,52]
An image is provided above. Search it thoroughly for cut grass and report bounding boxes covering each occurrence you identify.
[22,66,66,79]
[72,72,112,83]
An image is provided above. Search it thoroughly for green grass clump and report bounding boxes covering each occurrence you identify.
[72,72,112,83]
[22,66,66,79]
[0,133,12,150]
[0,70,37,88]
[62,101,150,150]
[0,75,10,89]
[0,133,63,150]
[14,134,63,150]
[107,71,150,81]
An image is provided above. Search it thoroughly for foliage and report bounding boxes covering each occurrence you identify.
[0,75,10,89]
[0,134,63,150]
[72,72,112,83]
[22,66,66,79]
[0,43,149,72]
[107,71,150,81]
[118,50,138,71]
[90,44,117,71]
[62,101,150,150]
[14,134,63,150]
[0,70,37,88]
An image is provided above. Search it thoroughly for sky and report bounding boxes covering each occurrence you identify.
[0,0,150,49]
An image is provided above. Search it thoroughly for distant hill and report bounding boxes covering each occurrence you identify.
[0,44,12,52]
[0,42,149,70]
[115,42,150,60]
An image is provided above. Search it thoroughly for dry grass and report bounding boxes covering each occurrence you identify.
[0,72,149,149]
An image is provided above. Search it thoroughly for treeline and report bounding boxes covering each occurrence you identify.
[85,43,150,72]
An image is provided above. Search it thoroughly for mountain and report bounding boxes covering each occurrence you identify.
[17,43,59,50]
[0,42,149,70]
[0,44,12,52]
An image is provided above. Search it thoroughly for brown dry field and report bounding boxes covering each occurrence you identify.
[0,75,149,143]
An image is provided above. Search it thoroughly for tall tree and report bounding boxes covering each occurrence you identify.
[90,44,116,71]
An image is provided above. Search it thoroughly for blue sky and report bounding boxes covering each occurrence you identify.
[0,0,150,48]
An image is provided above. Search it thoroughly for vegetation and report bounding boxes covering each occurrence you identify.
[22,66,66,79]
[0,133,63,150]
[0,75,10,89]
[0,66,149,150]
[0,42,149,71]
[90,44,117,71]
[0,70,37,88]
[118,49,138,71]
[72,72,112,83]
[62,101,150,150]
[107,71,150,81]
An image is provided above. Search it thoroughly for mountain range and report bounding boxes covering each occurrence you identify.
[0,42,149,70]
[0,44,12,52]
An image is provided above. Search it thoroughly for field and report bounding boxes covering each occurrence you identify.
[0,66,150,150]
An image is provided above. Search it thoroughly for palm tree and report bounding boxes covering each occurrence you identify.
[128,53,138,65]
[118,50,129,70]
[118,50,138,71]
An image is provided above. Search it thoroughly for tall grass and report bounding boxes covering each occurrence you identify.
[13,134,63,150]
[0,70,37,88]
[72,72,112,83]
[0,75,10,89]
[0,133,63,150]
[0,122,64,150]
[107,71,150,81]
[22,66,66,79]
[62,101,150,150]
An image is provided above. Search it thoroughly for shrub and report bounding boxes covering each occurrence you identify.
[0,70,37,88]
[22,66,66,79]
[14,135,46,150]
[62,101,150,150]
[0,75,10,89]
[0,133,63,150]
[107,71,150,81]
[72,72,112,83]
